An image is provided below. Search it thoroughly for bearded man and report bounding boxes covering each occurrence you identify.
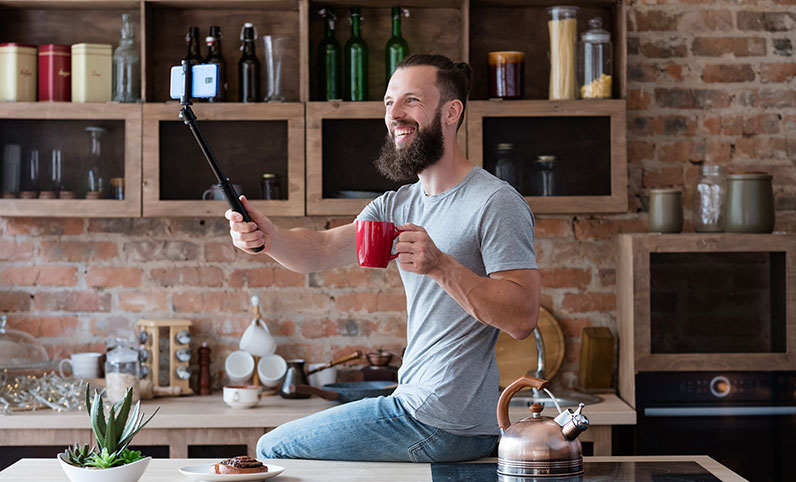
[227,54,540,462]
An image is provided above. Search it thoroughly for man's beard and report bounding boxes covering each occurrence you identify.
[374,109,445,182]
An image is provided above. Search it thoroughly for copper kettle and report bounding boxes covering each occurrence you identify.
[496,376,589,479]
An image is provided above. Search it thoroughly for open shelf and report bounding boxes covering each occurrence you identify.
[307,1,465,102]
[143,0,304,103]
[469,0,626,100]
[467,99,626,213]
[142,102,304,217]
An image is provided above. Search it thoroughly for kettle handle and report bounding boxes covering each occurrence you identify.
[497,375,549,430]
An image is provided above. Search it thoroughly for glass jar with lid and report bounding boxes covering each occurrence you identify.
[104,339,141,404]
[260,173,282,200]
[492,143,520,191]
[83,127,107,199]
[693,164,725,232]
[578,17,613,99]
[530,155,558,196]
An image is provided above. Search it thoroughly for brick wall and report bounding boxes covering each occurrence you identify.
[1,0,794,391]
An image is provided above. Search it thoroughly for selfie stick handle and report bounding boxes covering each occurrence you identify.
[178,60,264,253]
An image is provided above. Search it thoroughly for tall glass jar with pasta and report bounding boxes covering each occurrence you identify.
[578,17,612,99]
[547,6,578,100]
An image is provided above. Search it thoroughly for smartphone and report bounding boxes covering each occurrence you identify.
[170,63,219,100]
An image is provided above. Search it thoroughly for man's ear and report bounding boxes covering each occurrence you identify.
[444,99,464,128]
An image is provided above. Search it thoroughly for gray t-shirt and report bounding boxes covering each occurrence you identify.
[357,166,537,436]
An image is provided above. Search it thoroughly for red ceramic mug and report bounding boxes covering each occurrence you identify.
[356,220,400,268]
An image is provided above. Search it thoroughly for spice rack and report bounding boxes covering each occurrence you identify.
[0,0,626,217]
[137,318,194,396]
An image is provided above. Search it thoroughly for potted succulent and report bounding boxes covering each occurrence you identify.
[58,386,159,482]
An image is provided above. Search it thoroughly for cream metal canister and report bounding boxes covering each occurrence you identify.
[71,43,111,102]
[0,43,37,101]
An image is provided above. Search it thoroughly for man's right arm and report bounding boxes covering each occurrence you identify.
[226,196,357,273]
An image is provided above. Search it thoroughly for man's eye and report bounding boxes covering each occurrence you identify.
[408,98,418,103]
[385,101,393,107]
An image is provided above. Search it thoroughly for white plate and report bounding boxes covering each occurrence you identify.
[179,463,285,481]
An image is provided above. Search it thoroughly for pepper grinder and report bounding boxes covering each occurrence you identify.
[198,341,212,395]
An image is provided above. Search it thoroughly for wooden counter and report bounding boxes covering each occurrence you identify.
[0,393,634,457]
[0,456,745,482]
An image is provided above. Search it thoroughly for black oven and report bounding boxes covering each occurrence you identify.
[633,371,796,482]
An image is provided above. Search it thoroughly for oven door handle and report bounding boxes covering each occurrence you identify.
[644,406,796,417]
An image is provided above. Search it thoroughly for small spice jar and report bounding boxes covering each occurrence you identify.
[723,172,774,233]
[649,188,683,233]
[260,173,282,200]
[0,43,37,102]
[38,44,71,102]
[488,51,525,99]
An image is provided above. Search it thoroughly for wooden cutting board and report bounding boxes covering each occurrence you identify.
[495,307,565,389]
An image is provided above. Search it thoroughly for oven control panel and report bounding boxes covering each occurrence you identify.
[636,372,796,404]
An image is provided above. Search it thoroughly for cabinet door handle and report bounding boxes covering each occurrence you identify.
[644,406,796,417]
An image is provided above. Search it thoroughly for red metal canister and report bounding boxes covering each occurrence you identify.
[38,44,71,102]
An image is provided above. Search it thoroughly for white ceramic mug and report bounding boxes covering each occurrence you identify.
[239,319,276,358]
[202,184,242,201]
[59,352,102,379]
[308,363,337,388]
[225,350,255,385]
[223,385,262,409]
[257,354,287,388]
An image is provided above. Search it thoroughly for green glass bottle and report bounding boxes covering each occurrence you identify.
[385,7,409,86]
[345,7,368,101]
[317,9,342,100]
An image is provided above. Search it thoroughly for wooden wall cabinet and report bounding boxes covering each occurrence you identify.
[0,0,626,218]
[617,233,796,407]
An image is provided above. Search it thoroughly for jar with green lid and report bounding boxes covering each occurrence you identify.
[260,172,282,200]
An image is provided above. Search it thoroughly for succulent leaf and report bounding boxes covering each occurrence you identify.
[89,391,106,451]
[114,389,133,441]
[64,443,95,467]
[86,447,122,469]
[105,404,117,454]
[119,448,144,465]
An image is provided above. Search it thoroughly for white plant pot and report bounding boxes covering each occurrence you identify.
[58,453,151,482]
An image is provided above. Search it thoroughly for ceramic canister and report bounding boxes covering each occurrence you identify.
[0,43,37,101]
[38,44,71,102]
[724,172,775,233]
[649,188,683,233]
[71,43,111,103]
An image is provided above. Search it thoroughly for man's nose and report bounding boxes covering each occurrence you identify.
[389,103,406,120]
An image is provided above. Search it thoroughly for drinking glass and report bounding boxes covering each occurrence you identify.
[50,148,63,193]
[263,35,289,102]
[20,149,39,198]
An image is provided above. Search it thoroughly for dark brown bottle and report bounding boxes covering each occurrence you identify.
[205,26,226,102]
[183,26,202,64]
[238,22,260,102]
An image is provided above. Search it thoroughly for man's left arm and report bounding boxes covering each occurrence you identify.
[395,225,540,340]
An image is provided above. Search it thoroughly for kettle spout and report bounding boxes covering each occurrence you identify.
[555,403,590,441]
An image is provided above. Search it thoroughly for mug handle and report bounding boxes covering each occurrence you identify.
[232,391,240,402]
[389,228,401,260]
[202,189,211,200]
[58,359,72,378]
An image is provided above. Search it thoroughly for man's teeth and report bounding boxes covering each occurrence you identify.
[395,127,414,138]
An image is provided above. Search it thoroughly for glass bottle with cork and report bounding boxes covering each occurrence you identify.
[112,13,140,103]
[385,7,409,86]
[205,26,227,102]
[345,7,368,101]
[239,22,261,102]
[183,26,202,63]
[317,9,342,101]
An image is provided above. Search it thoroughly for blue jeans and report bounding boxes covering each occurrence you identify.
[256,396,498,462]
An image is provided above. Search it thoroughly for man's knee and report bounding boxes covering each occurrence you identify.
[257,428,290,459]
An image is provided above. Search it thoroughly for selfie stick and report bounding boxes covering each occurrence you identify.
[178,60,264,252]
